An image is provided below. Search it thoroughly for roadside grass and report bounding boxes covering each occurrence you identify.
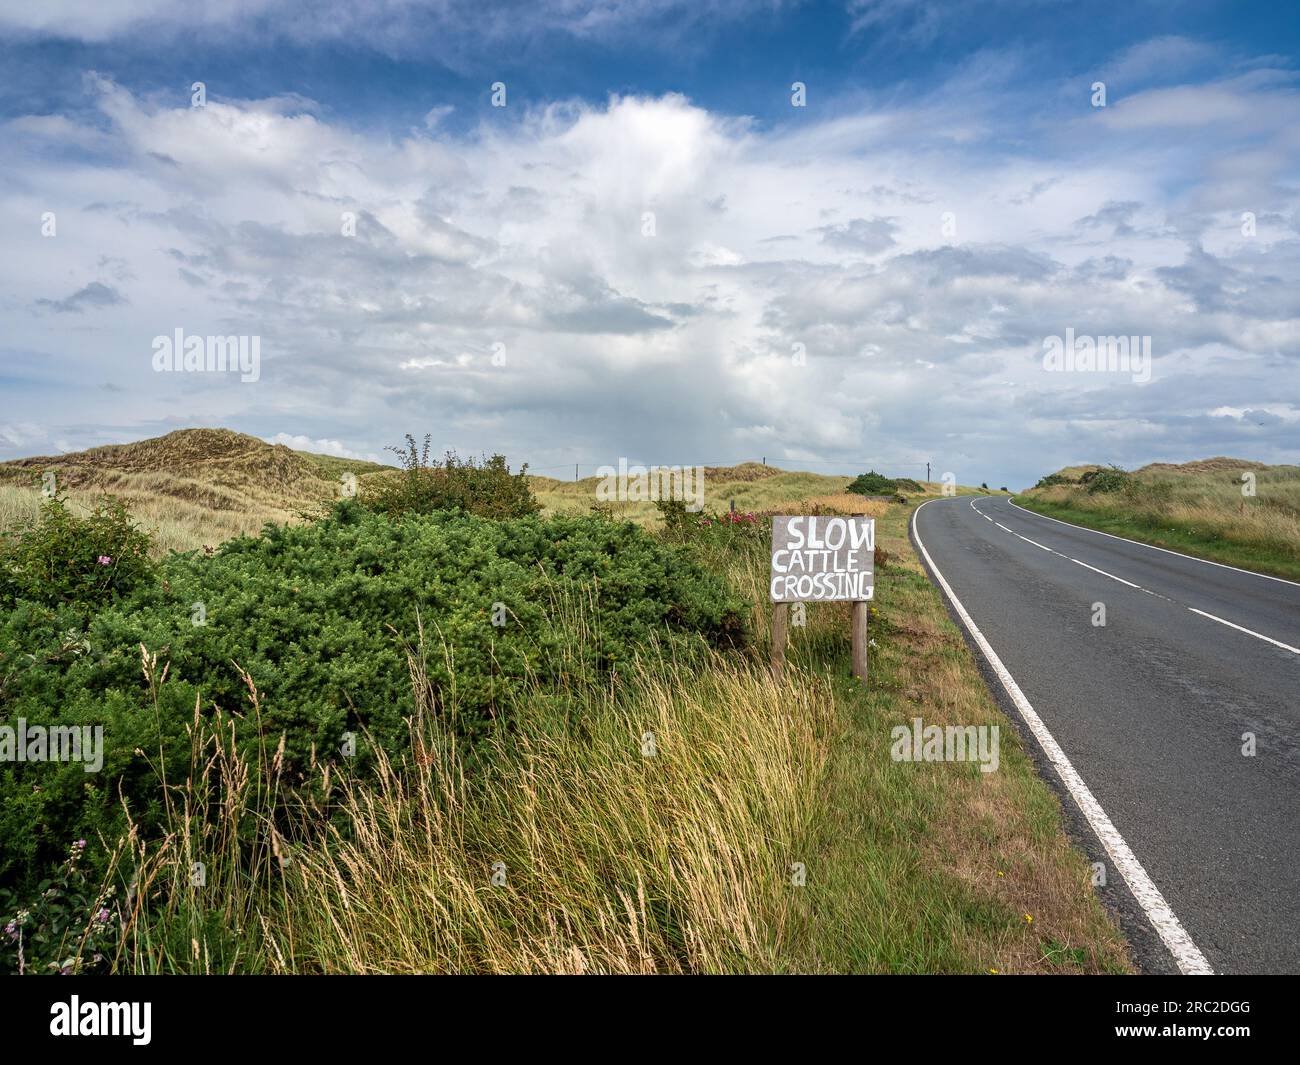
[730,498,1131,973]
[269,630,835,974]
[1018,462,1300,581]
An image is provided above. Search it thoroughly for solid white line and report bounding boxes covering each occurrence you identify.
[1007,498,1300,591]
[911,499,1214,975]
[1188,608,1300,655]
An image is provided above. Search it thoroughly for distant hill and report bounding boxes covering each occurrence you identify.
[0,428,394,510]
[0,429,393,554]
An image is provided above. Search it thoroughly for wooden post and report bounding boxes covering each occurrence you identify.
[851,512,868,682]
[771,602,789,679]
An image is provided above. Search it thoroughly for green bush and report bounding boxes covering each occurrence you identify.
[0,493,154,613]
[0,503,747,892]
[1083,467,1130,494]
[361,434,540,520]
[846,470,898,495]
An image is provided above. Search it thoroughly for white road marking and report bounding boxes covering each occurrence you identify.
[1014,532,1054,552]
[1067,556,1143,589]
[977,499,1155,591]
[984,498,1298,651]
[1007,498,1300,591]
[1188,608,1300,656]
[913,499,1214,975]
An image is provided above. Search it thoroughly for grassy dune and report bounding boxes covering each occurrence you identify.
[1018,458,1300,580]
[0,429,393,556]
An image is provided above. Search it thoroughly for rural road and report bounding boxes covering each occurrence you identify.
[912,494,1300,975]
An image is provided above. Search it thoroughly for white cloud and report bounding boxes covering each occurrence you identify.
[268,433,377,460]
[2,50,1299,486]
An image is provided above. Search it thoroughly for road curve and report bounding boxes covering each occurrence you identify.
[912,494,1300,975]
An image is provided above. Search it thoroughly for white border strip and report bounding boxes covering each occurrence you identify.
[1007,497,1300,591]
[912,498,1214,975]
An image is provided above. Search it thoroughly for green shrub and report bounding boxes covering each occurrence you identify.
[1083,467,1130,494]
[846,470,898,495]
[0,493,154,613]
[361,434,540,520]
[0,504,747,892]
[1034,474,1074,488]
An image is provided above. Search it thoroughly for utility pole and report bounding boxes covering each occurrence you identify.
[575,463,578,482]
[927,461,931,484]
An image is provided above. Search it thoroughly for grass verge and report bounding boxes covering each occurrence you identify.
[1015,473,1300,582]
[4,485,1130,973]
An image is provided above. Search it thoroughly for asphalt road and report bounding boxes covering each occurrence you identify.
[912,494,1300,975]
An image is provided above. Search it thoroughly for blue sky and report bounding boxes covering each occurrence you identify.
[2,0,1298,486]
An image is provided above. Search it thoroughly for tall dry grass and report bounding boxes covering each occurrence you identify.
[1024,463,1300,575]
[271,623,834,974]
[0,483,292,557]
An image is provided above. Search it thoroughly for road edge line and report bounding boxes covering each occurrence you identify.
[911,498,1214,975]
[1007,497,1300,590]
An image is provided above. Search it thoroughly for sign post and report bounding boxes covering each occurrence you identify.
[769,512,874,683]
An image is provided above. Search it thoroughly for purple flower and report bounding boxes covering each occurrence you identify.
[96,908,110,924]
[97,556,112,565]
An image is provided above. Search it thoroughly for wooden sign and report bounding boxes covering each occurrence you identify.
[770,515,874,602]
[769,514,874,683]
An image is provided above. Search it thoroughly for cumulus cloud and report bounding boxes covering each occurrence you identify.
[2,40,1298,486]
[268,433,381,461]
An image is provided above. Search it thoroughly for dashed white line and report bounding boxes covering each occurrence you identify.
[1007,497,1300,591]
[913,498,1214,975]
[979,498,1300,625]
[1066,556,1143,590]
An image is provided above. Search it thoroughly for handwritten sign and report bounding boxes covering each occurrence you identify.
[770,515,874,603]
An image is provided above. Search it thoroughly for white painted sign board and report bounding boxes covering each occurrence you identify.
[770,515,875,603]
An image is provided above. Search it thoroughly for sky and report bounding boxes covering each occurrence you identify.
[1,0,1298,488]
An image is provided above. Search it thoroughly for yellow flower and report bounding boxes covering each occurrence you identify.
[1024,914,1033,924]
[989,968,999,974]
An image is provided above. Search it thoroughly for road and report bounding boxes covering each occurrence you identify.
[912,494,1300,975]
